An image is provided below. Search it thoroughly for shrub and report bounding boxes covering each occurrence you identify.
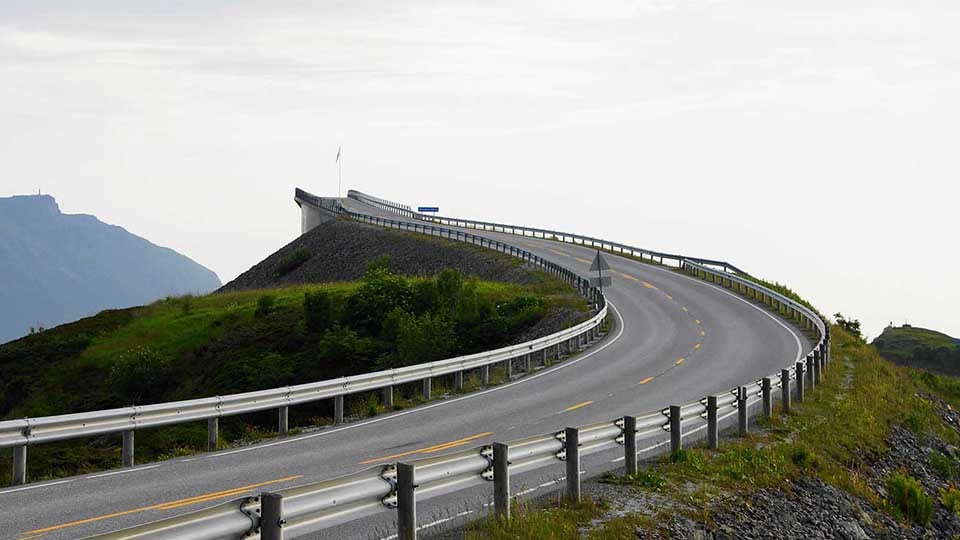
[367,255,393,273]
[108,346,174,404]
[276,247,311,276]
[180,295,194,316]
[346,268,412,335]
[941,486,960,515]
[601,469,666,490]
[888,472,933,525]
[254,295,276,318]
[931,451,960,481]
[790,446,820,470]
[393,312,458,367]
[834,313,863,341]
[304,291,334,332]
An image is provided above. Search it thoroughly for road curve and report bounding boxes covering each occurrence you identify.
[0,197,810,539]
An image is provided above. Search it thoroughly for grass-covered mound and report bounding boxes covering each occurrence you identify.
[0,259,587,482]
[873,325,960,376]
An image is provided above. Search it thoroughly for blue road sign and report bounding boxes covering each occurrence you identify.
[418,207,440,213]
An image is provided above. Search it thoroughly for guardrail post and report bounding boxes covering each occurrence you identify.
[814,350,823,384]
[670,405,682,454]
[795,361,805,403]
[12,445,26,486]
[807,354,816,390]
[762,377,772,419]
[397,462,417,540]
[453,372,463,391]
[707,396,719,450]
[384,385,394,408]
[334,395,345,424]
[261,492,284,540]
[122,430,135,467]
[541,349,548,368]
[565,427,580,502]
[481,365,490,386]
[780,369,791,415]
[737,386,749,436]
[422,378,432,400]
[493,442,510,520]
[504,359,512,379]
[278,407,289,437]
[207,418,219,451]
[624,415,638,475]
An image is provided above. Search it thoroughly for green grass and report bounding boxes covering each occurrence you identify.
[873,325,958,362]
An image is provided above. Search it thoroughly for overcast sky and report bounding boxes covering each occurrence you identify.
[1,0,957,339]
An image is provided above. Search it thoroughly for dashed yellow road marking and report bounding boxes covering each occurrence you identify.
[682,306,689,312]
[694,343,702,350]
[620,272,639,281]
[359,432,493,464]
[695,319,701,325]
[574,257,592,264]
[639,376,655,385]
[565,401,594,412]
[642,281,658,290]
[22,475,303,535]
[675,358,685,365]
[664,294,673,300]
[550,249,569,257]
[701,330,706,337]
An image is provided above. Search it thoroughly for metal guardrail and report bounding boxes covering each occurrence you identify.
[0,203,608,483]
[82,194,831,540]
[347,190,747,274]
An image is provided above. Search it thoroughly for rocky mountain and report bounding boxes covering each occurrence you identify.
[0,194,221,343]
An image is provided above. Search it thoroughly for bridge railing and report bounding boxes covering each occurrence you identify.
[81,194,830,540]
[347,189,746,274]
[1,203,608,486]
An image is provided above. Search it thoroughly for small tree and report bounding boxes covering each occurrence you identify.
[834,313,863,341]
[254,295,276,318]
[304,291,334,332]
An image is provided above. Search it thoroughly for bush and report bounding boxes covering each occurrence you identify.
[276,247,311,276]
[254,295,276,318]
[393,312,458,367]
[367,255,393,273]
[942,486,960,515]
[108,346,174,404]
[931,451,960,481]
[888,472,933,525]
[304,291,334,332]
[346,267,412,335]
[834,313,863,341]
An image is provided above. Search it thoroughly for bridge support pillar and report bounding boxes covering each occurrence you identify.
[334,395,344,424]
[207,418,218,451]
[494,443,510,520]
[707,396,719,450]
[278,406,289,437]
[12,445,26,486]
[122,430,135,467]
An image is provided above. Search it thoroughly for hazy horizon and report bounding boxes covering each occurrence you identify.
[2,0,957,340]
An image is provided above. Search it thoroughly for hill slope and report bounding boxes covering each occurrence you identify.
[873,325,960,376]
[0,194,221,344]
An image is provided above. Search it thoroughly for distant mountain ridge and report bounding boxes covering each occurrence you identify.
[0,194,221,343]
[873,324,960,376]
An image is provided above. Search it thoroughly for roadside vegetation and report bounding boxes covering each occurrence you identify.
[0,257,587,483]
[466,322,960,538]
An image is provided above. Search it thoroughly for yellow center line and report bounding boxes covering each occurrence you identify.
[701,330,706,337]
[695,319,701,325]
[358,432,493,465]
[675,358,685,365]
[664,294,674,300]
[619,272,639,281]
[564,400,594,412]
[574,257,591,264]
[639,376,655,385]
[550,249,569,257]
[22,475,303,536]
[682,306,689,312]
[694,343,702,350]
[642,281,658,290]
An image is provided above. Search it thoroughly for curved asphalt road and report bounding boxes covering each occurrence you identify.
[0,198,810,539]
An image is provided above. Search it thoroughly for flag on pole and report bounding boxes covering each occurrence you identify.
[336,145,341,163]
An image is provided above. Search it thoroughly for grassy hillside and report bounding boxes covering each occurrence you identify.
[0,256,587,482]
[873,325,960,376]
[466,327,960,539]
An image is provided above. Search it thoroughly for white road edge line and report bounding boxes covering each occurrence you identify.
[0,479,72,495]
[87,464,161,479]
